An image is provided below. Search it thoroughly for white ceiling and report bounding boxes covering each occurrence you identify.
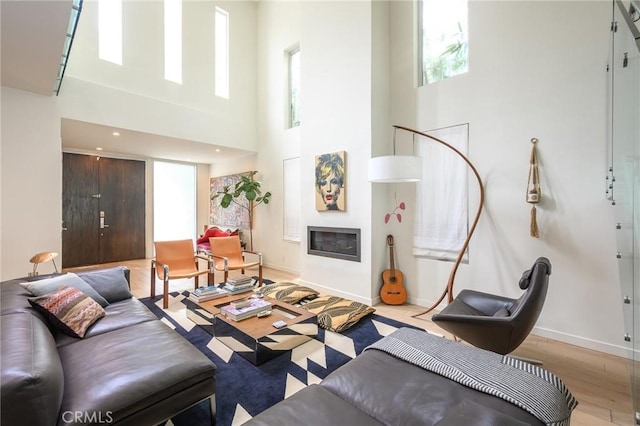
[61,118,253,164]
[1,0,247,165]
[1,0,71,96]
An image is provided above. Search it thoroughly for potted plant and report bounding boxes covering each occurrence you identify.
[211,171,272,251]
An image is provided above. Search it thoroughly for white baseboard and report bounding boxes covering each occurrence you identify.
[262,262,299,276]
[298,279,373,306]
[530,326,630,358]
[267,276,632,359]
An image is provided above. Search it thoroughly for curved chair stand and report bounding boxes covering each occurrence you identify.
[432,257,551,355]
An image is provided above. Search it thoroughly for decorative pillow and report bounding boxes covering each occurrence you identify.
[301,295,375,333]
[76,267,132,303]
[28,286,106,338]
[197,227,230,244]
[258,282,319,304]
[21,273,109,307]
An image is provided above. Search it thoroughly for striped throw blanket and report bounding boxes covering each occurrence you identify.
[364,328,577,426]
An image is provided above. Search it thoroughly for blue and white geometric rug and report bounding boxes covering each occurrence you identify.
[139,290,423,426]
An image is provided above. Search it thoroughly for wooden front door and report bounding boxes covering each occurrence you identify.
[62,153,145,268]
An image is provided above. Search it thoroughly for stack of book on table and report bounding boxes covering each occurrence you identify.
[189,285,229,302]
[220,298,272,321]
[222,275,255,295]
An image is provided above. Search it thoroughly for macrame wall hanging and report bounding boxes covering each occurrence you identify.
[526,138,541,238]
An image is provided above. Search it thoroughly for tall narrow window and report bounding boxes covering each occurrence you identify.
[164,0,182,84]
[215,7,229,99]
[98,0,122,65]
[288,48,301,128]
[418,0,468,85]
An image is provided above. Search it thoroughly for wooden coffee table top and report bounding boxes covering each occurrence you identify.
[192,292,316,340]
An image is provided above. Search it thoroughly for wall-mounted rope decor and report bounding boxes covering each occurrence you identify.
[526,138,541,238]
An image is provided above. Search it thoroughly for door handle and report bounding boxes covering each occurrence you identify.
[99,211,110,229]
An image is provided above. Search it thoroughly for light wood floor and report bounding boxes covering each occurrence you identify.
[66,259,635,426]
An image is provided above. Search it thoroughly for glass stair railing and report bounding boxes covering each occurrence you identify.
[54,0,83,95]
[609,1,640,423]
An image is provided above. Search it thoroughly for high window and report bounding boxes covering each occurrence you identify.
[215,7,229,98]
[164,0,182,84]
[98,0,122,65]
[418,0,468,85]
[288,48,301,128]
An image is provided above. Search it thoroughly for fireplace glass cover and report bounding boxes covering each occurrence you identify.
[307,227,361,262]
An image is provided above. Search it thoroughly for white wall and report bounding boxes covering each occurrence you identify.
[255,1,376,300]
[297,1,374,302]
[255,0,302,275]
[389,0,624,355]
[1,87,62,279]
[0,0,260,275]
[255,1,626,357]
[64,0,258,151]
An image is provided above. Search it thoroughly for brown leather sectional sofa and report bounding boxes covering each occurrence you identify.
[0,266,216,426]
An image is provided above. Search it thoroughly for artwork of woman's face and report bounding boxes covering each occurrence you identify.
[315,151,346,211]
[318,172,341,208]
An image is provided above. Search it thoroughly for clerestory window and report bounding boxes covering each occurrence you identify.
[215,7,230,99]
[418,0,468,85]
[164,0,182,84]
[288,47,300,128]
[98,0,122,65]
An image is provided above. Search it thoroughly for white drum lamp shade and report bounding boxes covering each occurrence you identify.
[368,155,422,183]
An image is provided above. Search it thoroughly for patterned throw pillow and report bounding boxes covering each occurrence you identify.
[301,295,375,333]
[258,282,319,304]
[28,286,106,338]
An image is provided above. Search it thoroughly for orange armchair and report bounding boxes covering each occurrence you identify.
[151,239,214,309]
[209,236,263,287]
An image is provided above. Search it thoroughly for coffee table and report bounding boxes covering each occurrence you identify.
[186,292,318,365]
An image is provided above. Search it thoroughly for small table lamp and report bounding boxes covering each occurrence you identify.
[29,252,59,276]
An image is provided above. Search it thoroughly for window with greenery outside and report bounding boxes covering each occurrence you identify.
[419,0,468,85]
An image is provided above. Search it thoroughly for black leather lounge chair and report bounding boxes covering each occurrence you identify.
[432,257,552,355]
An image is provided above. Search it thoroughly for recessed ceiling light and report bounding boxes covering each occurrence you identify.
[112,131,120,136]
[215,149,220,152]
[96,147,103,151]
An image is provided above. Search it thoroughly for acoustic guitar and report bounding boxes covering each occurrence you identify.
[380,235,408,305]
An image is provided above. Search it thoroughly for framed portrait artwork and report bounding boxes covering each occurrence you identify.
[314,151,346,211]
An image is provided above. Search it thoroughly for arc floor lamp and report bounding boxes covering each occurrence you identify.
[369,125,485,317]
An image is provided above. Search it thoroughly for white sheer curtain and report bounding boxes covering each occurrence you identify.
[413,124,469,261]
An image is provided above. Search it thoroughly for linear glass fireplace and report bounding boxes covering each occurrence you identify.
[307,226,361,262]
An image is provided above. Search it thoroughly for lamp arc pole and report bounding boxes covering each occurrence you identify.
[392,125,485,318]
